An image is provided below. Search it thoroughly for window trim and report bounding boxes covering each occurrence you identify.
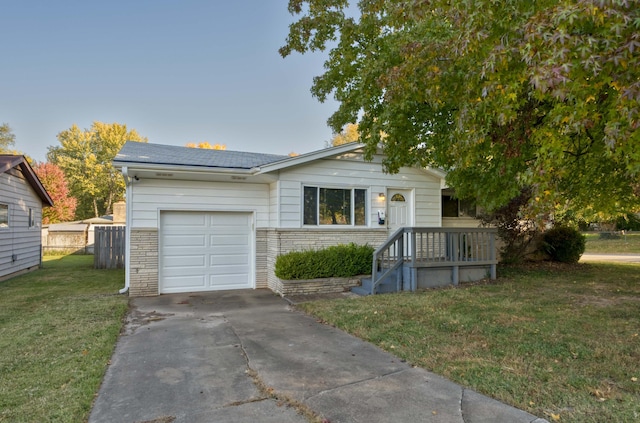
[28,208,35,228]
[441,195,477,218]
[0,203,8,228]
[303,185,368,227]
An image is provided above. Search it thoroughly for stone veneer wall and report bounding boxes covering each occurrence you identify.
[272,275,364,296]
[256,229,268,288]
[129,228,159,297]
[265,228,388,294]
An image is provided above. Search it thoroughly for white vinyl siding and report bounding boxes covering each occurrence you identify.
[0,168,44,278]
[277,153,441,228]
[128,179,270,229]
[0,204,8,227]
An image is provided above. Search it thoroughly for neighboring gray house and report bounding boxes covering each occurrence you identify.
[0,155,53,280]
[114,142,451,296]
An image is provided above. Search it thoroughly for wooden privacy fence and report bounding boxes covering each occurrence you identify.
[94,226,125,269]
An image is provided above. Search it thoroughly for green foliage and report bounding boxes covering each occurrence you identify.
[275,243,374,280]
[0,123,16,153]
[47,122,147,219]
[542,226,586,263]
[282,0,640,221]
[480,188,541,263]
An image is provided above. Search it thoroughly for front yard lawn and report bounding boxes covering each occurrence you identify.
[298,262,640,423]
[0,255,128,423]
[584,232,640,254]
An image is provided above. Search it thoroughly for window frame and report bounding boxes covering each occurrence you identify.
[441,195,477,218]
[0,204,8,228]
[303,186,368,227]
[28,208,35,228]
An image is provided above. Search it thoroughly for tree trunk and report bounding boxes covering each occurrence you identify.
[93,198,99,218]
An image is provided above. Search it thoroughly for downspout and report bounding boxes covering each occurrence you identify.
[119,167,132,294]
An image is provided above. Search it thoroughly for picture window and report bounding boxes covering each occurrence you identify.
[304,187,367,226]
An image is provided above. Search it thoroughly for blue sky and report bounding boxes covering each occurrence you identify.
[2,1,340,162]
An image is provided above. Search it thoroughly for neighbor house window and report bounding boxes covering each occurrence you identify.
[0,204,8,228]
[28,208,35,228]
[442,195,476,218]
[304,187,367,226]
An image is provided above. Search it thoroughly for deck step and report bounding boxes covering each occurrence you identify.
[351,271,400,296]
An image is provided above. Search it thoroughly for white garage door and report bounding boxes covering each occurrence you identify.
[160,211,254,294]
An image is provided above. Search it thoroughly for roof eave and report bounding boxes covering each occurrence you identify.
[113,160,258,175]
[255,142,366,174]
[0,155,54,206]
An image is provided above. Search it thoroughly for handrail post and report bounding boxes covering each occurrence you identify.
[410,228,416,265]
[397,231,404,292]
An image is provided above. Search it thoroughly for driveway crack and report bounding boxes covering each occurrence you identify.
[227,319,326,423]
[304,367,412,401]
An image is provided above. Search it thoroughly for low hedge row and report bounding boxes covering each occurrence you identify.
[275,243,374,280]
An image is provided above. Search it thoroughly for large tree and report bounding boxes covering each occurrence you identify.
[47,122,147,219]
[281,0,640,222]
[0,123,16,153]
[33,162,77,224]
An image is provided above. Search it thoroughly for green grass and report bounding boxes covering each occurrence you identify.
[0,255,128,423]
[298,263,640,422]
[584,232,640,254]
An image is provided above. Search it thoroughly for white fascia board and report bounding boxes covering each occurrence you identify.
[112,161,256,175]
[254,142,366,174]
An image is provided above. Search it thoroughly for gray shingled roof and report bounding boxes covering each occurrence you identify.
[115,142,288,170]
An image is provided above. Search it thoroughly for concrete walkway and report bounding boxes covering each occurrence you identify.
[90,290,547,423]
[580,253,640,263]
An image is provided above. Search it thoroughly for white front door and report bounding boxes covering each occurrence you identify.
[387,189,413,234]
[160,211,254,294]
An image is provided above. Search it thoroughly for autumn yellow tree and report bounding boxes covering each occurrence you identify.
[327,123,359,147]
[185,142,226,150]
[48,122,147,218]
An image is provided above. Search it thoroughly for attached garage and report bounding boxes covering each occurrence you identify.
[159,211,254,294]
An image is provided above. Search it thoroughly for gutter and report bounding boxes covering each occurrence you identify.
[112,161,257,176]
[118,166,131,295]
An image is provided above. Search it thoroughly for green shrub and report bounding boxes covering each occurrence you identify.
[541,226,586,263]
[275,243,374,280]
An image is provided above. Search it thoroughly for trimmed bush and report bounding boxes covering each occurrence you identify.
[275,243,374,280]
[541,226,586,263]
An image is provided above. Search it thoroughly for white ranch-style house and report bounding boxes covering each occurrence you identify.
[114,142,496,297]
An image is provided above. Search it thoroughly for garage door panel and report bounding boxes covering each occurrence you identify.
[163,255,206,269]
[211,213,249,225]
[163,275,207,290]
[160,211,253,294]
[164,213,207,227]
[163,234,206,247]
[210,253,249,266]
[211,263,250,273]
[210,274,250,288]
[211,234,250,245]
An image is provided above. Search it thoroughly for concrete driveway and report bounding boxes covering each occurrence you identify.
[89,289,547,423]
